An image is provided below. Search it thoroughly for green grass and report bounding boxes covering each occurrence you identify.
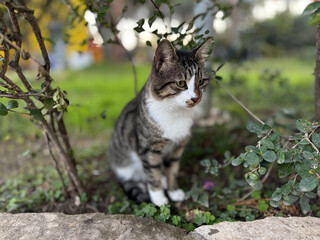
[215,57,315,121]
[0,57,316,138]
[53,61,150,135]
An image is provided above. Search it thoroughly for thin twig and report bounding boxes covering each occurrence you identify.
[215,80,265,125]
[0,93,53,99]
[0,31,42,66]
[44,132,69,197]
[236,162,275,203]
[257,129,273,148]
[292,132,319,154]
[150,0,165,18]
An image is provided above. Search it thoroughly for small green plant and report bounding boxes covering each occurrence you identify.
[0,167,65,212]
[230,119,320,214]
[130,203,215,231]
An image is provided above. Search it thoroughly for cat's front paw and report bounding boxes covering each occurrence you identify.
[168,189,185,202]
[148,189,169,206]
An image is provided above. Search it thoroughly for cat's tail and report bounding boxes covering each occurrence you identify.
[121,181,150,204]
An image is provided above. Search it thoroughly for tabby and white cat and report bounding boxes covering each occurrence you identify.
[108,38,213,206]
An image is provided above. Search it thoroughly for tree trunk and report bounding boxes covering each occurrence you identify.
[315,26,320,121]
[194,0,215,120]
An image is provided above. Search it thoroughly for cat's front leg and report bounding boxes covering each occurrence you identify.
[164,144,186,202]
[143,151,168,206]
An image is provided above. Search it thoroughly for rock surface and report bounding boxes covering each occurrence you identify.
[0,213,190,240]
[0,213,319,240]
[193,216,320,240]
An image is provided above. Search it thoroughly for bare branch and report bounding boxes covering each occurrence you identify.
[44,132,69,197]
[215,79,265,125]
[0,93,53,99]
[150,0,164,18]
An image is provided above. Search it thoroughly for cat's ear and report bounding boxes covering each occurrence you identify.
[194,37,214,64]
[154,39,178,70]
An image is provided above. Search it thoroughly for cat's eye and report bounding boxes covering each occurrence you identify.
[199,78,209,86]
[176,80,186,88]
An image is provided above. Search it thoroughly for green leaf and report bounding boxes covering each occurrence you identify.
[197,192,209,208]
[6,100,18,109]
[251,190,261,199]
[190,185,200,201]
[227,204,235,211]
[0,102,8,116]
[279,163,294,178]
[299,175,319,192]
[303,2,320,16]
[261,139,274,149]
[257,200,269,212]
[195,213,206,226]
[300,139,310,145]
[283,194,299,206]
[262,150,277,162]
[281,180,294,195]
[317,185,320,197]
[186,21,194,31]
[148,15,156,27]
[231,157,242,166]
[270,200,280,208]
[246,176,262,190]
[296,119,313,133]
[277,151,285,164]
[272,188,282,201]
[299,195,311,214]
[247,121,262,134]
[303,151,314,160]
[309,12,320,26]
[171,215,181,226]
[295,163,311,178]
[249,173,259,181]
[29,109,43,121]
[305,191,316,199]
[258,167,266,175]
[246,152,260,167]
[312,133,320,147]
[200,159,211,168]
[146,41,152,47]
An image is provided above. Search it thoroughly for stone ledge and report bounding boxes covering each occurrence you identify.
[0,213,319,240]
[0,213,190,240]
[193,216,320,240]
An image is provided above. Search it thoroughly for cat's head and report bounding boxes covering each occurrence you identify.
[149,38,213,109]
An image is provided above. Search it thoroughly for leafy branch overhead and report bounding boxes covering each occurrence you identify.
[303,1,320,26]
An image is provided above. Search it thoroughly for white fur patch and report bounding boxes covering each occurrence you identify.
[146,74,197,142]
[176,73,197,106]
[147,95,194,142]
[113,151,145,182]
[148,189,168,206]
[168,189,185,202]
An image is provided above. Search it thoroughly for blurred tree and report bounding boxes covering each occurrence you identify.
[0,0,84,199]
[303,1,320,120]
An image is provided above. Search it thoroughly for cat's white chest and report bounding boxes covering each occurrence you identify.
[146,95,194,142]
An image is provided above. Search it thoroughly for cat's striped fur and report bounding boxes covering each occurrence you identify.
[108,38,213,206]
